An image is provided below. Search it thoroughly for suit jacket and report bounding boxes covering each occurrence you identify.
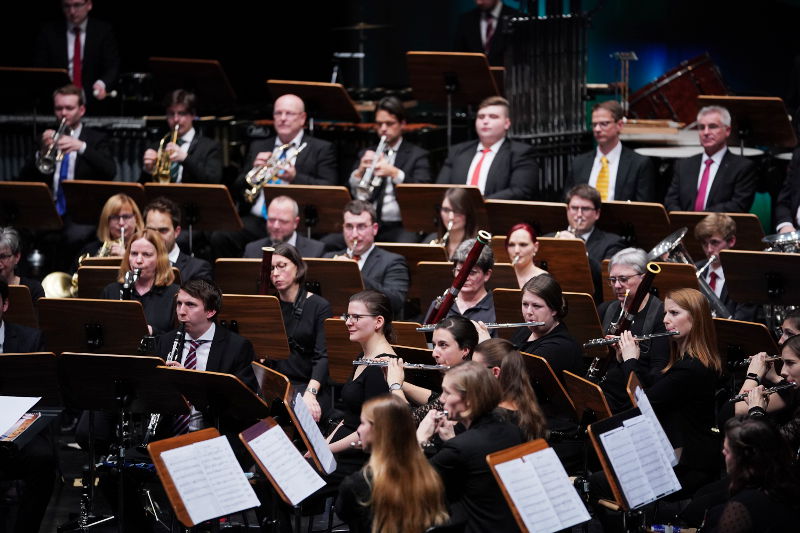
[139,133,222,184]
[18,126,117,182]
[565,145,657,202]
[324,246,409,317]
[2,321,45,353]
[664,150,757,213]
[174,250,213,281]
[237,134,338,189]
[775,146,800,228]
[243,234,326,259]
[436,139,538,200]
[585,227,625,263]
[453,3,522,66]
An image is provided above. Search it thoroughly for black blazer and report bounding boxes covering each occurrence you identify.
[664,150,757,213]
[775,146,800,228]
[585,227,625,263]
[174,251,213,282]
[453,3,522,66]
[351,140,432,184]
[243,234,326,259]
[237,134,338,189]
[436,139,538,200]
[139,133,222,184]
[565,145,657,202]
[2,321,45,353]
[18,126,117,182]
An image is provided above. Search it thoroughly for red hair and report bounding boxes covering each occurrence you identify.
[505,223,538,249]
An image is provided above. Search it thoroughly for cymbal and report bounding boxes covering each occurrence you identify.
[332,22,391,31]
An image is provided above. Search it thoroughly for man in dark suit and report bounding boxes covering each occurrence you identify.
[0,280,45,353]
[144,197,213,282]
[564,100,656,202]
[243,196,325,259]
[348,96,431,243]
[33,0,119,107]
[325,201,410,318]
[437,96,538,200]
[141,90,222,184]
[453,0,522,66]
[554,184,624,263]
[775,146,800,233]
[664,105,757,213]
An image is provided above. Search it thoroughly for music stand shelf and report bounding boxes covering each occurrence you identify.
[0,182,62,230]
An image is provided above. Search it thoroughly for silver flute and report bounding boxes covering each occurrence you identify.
[734,355,782,368]
[416,321,545,332]
[729,381,796,402]
[582,330,679,348]
[352,359,450,371]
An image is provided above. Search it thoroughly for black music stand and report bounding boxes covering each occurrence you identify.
[267,80,361,123]
[721,250,800,307]
[596,201,671,251]
[406,52,499,150]
[6,285,37,328]
[0,66,70,116]
[149,57,236,113]
[697,95,797,149]
[395,184,488,236]
[484,199,567,238]
[0,352,61,409]
[668,211,765,259]
[62,181,147,225]
[262,184,353,237]
[0,182,62,230]
[714,318,779,371]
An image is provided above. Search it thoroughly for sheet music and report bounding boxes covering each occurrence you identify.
[633,385,678,466]
[248,423,326,506]
[292,392,337,474]
[160,436,260,524]
[599,414,681,509]
[0,396,40,436]
[494,447,590,533]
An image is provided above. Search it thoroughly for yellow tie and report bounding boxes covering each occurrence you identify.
[596,156,610,201]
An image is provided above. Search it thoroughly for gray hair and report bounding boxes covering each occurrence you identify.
[697,105,731,127]
[268,195,299,217]
[0,227,21,255]
[452,238,494,272]
[608,247,647,274]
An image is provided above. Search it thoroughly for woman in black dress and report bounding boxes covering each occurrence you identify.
[269,242,332,421]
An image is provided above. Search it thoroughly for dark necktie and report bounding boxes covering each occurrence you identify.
[56,152,71,216]
[172,339,209,435]
[709,271,718,292]
[72,27,82,88]
[169,138,186,181]
[484,13,494,54]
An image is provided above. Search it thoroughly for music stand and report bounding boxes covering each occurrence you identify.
[406,52,499,149]
[216,295,291,361]
[714,317,780,370]
[38,298,149,354]
[668,211,765,259]
[76,266,120,299]
[534,238,595,295]
[323,318,356,383]
[377,242,447,314]
[595,201,671,251]
[0,352,61,409]
[0,182,61,230]
[519,352,576,421]
[304,258,364,316]
[720,249,800,307]
[6,285,38,328]
[0,67,70,115]
[484,200,567,238]
[81,257,122,267]
[697,95,797,149]
[395,184,488,236]
[62,181,147,225]
[149,57,236,113]
[267,80,360,123]
[262,184,352,237]
[214,259,261,295]
[562,371,612,425]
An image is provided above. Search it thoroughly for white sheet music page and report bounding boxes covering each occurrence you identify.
[622,416,681,500]
[0,396,40,436]
[494,447,590,533]
[160,436,260,524]
[293,392,337,474]
[633,385,678,466]
[248,423,326,506]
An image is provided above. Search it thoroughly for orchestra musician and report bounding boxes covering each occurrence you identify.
[0,278,45,353]
[79,193,143,258]
[0,227,45,302]
[553,183,625,263]
[778,309,800,344]
[242,195,326,259]
[335,395,450,533]
[505,222,547,287]
[426,187,481,259]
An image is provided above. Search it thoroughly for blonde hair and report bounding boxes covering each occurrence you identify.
[444,360,501,421]
[361,395,448,533]
[117,229,174,286]
[663,288,721,374]
[96,194,144,242]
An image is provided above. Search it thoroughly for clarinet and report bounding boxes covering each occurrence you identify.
[141,323,186,446]
[119,268,141,300]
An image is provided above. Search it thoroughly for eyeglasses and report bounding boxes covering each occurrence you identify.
[440,206,462,216]
[108,214,135,223]
[592,120,615,129]
[0,253,15,262]
[453,266,483,277]
[270,262,291,272]
[568,205,596,214]
[343,313,378,322]
[607,273,644,286]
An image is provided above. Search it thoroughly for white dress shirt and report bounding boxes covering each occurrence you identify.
[466,138,505,194]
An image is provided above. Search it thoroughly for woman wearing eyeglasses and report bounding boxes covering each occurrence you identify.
[80,193,143,258]
[427,187,479,258]
[268,243,332,422]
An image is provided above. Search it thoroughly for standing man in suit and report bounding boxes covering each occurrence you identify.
[33,0,120,108]
[437,96,538,200]
[453,0,522,66]
[564,100,656,202]
[0,279,45,353]
[143,197,213,282]
[554,184,625,263]
[775,146,800,233]
[348,96,431,243]
[243,196,325,258]
[325,201,410,318]
[664,106,757,213]
[141,90,222,184]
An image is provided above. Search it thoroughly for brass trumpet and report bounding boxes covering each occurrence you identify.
[152,124,180,183]
[37,117,70,174]
[244,142,308,202]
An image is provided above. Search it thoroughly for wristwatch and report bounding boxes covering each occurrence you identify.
[745,373,761,386]
[305,387,318,395]
[389,382,403,391]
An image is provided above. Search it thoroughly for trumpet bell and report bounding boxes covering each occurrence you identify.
[763,231,800,253]
[42,271,78,298]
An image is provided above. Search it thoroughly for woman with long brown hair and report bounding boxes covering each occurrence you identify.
[336,395,449,533]
[429,187,480,258]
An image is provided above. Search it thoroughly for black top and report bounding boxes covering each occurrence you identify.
[425,291,496,325]
[430,410,523,533]
[273,292,332,385]
[510,321,583,380]
[100,282,179,334]
[2,321,45,353]
[336,469,372,533]
[704,488,799,533]
[337,363,389,437]
[18,276,45,302]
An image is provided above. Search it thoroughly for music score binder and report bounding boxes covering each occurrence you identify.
[487,439,590,533]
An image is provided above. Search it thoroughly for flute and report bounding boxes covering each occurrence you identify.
[352,359,450,371]
[583,330,679,348]
[729,381,796,402]
[734,355,782,368]
[416,321,544,332]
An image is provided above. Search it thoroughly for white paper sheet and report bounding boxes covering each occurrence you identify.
[634,385,678,466]
[292,392,337,474]
[493,447,590,533]
[248,423,326,506]
[160,436,260,525]
[0,396,41,436]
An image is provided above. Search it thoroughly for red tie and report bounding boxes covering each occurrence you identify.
[72,27,82,88]
[484,14,494,54]
[709,271,718,292]
[470,148,491,187]
[694,159,713,211]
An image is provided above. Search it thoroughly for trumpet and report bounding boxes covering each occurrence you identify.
[582,330,679,348]
[98,226,125,257]
[555,225,578,239]
[355,135,390,202]
[346,238,359,259]
[244,142,308,202]
[352,359,450,371]
[415,321,545,332]
[729,381,796,402]
[152,124,180,183]
[734,355,782,368]
[37,117,70,174]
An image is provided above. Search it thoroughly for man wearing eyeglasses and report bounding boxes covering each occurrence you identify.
[554,184,624,264]
[564,100,656,202]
